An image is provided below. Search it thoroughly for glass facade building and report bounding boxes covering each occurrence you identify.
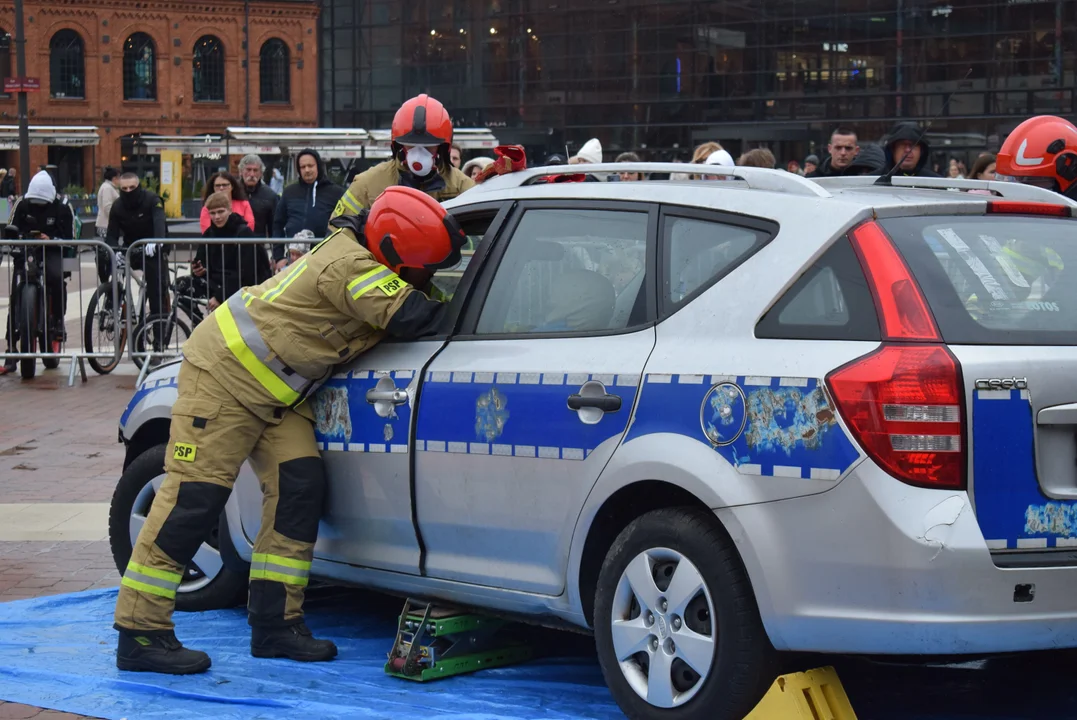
[319,0,1077,165]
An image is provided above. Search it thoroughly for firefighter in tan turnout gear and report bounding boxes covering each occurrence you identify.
[332,94,474,220]
[113,186,467,675]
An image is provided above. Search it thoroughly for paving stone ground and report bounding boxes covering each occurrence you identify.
[0,365,133,719]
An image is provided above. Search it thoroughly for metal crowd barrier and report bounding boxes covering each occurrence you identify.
[122,237,299,387]
[0,238,121,385]
[120,234,477,387]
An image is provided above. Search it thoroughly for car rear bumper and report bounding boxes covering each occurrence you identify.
[719,463,1077,655]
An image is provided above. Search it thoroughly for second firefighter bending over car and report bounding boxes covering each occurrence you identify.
[113,185,467,675]
[332,93,474,219]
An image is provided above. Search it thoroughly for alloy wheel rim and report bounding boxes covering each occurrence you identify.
[610,547,716,708]
[129,474,223,592]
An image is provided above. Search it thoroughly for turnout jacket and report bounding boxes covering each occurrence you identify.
[183,214,446,422]
[332,159,474,218]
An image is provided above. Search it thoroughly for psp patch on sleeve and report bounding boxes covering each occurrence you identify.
[173,443,197,463]
[378,275,404,296]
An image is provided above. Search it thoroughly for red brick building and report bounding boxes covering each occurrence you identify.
[0,0,319,191]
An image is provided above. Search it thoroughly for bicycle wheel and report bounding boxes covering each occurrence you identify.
[84,284,126,375]
[132,313,191,371]
[18,283,38,380]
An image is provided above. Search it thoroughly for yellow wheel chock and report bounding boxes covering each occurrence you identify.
[744,665,858,720]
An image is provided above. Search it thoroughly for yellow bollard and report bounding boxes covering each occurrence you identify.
[744,666,858,720]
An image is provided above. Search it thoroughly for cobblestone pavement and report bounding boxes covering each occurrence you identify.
[0,365,133,719]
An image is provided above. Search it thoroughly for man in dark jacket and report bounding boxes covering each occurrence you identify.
[881,122,940,178]
[844,143,887,176]
[808,127,861,178]
[0,168,17,198]
[239,154,279,238]
[106,173,169,321]
[271,149,344,270]
[194,191,272,311]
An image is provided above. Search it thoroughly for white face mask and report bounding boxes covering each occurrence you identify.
[405,146,435,177]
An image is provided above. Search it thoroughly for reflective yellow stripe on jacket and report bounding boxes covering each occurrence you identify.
[332,189,363,219]
[216,293,316,406]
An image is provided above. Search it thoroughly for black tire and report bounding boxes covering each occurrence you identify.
[18,283,37,380]
[131,314,191,371]
[593,507,777,720]
[108,443,247,612]
[84,285,125,375]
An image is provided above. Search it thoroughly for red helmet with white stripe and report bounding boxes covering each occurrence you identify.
[997,115,1077,197]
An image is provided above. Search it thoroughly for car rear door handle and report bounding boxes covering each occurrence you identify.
[567,393,621,413]
[366,389,408,405]
[1038,403,1077,425]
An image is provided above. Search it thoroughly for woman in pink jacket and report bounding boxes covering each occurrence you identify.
[198,171,256,232]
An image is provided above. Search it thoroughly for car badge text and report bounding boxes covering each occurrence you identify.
[974,377,1028,391]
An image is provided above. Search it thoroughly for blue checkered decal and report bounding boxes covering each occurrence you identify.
[312,370,413,453]
[624,374,860,480]
[973,388,1077,550]
[120,375,179,429]
[415,371,640,461]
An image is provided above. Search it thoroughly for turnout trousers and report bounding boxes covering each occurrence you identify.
[114,360,326,633]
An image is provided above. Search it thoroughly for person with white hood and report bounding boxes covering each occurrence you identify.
[567,138,604,182]
[461,156,495,181]
[570,138,603,165]
[2,171,75,374]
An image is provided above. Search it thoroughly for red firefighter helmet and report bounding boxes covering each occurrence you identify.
[997,115,1077,196]
[364,186,467,273]
[392,94,452,146]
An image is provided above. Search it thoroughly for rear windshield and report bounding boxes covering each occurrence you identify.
[882,215,1077,345]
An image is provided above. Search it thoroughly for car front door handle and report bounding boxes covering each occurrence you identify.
[366,388,409,405]
[567,394,622,413]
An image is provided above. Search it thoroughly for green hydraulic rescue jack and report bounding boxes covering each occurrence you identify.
[384,598,533,681]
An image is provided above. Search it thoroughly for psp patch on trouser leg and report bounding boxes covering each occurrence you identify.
[247,413,325,627]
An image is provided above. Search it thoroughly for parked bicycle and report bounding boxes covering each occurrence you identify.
[84,248,174,374]
[83,249,133,375]
[2,225,67,379]
[129,269,208,371]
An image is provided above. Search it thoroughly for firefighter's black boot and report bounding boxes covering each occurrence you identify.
[251,622,338,662]
[116,629,211,674]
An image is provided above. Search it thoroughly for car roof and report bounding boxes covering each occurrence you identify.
[444,164,1075,223]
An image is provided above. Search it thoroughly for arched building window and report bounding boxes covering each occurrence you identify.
[123,33,157,100]
[49,29,85,99]
[259,38,290,104]
[0,29,13,97]
[192,35,225,102]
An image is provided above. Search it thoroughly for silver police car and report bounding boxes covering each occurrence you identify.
[112,165,1077,719]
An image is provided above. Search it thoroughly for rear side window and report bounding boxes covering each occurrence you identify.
[756,237,881,341]
[883,216,1077,345]
[661,213,773,312]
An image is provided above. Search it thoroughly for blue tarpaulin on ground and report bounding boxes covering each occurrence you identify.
[0,586,1074,719]
[0,587,624,720]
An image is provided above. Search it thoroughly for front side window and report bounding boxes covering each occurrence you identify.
[475,208,650,335]
[193,35,225,102]
[49,29,84,99]
[123,33,156,100]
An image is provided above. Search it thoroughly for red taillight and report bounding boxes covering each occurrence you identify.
[848,222,940,341]
[987,201,1072,217]
[827,345,966,490]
